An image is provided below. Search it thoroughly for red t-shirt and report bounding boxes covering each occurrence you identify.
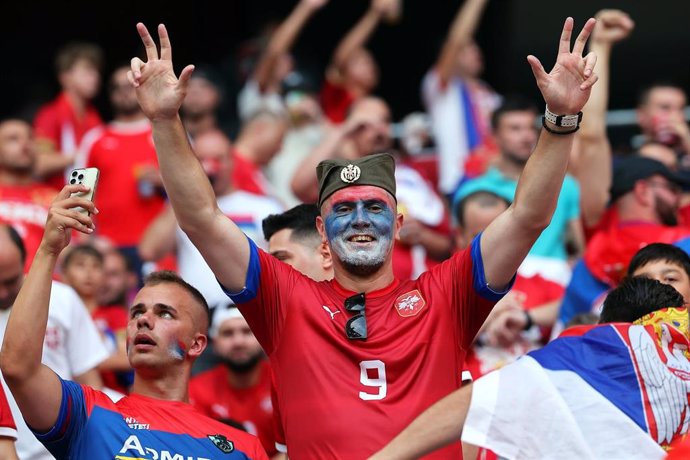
[229,236,505,459]
[33,92,103,189]
[92,305,131,395]
[0,183,58,272]
[81,120,165,246]
[189,360,277,457]
[319,78,356,124]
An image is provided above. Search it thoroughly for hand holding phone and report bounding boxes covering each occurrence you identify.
[68,167,100,215]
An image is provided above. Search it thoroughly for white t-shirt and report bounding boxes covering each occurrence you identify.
[0,281,110,460]
[237,79,287,122]
[176,191,284,308]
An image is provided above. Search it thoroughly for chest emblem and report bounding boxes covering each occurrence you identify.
[395,290,426,317]
[322,305,342,320]
[208,434,234,453]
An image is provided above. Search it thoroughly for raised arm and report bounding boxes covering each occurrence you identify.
[138,204,177,262]
[327,0,394,81]
[0,184,97,432]
[434,0,489,85]
[129,23,249,292]
[481,17,598,289]
[253,0,328,92]
[574,9,634,228]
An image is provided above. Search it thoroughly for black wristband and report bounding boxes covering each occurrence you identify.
[522,310,534,331]
[542,116,580,135]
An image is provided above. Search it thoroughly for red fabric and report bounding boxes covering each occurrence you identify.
[0,383,16,433]
[391,211,451,280]
[83,122,165,246]
[319,78,356,124]
[189,360,277,457]
[0,183,58,272]
[33,92,103,189]
[584,222,690,286]
[230,149,270,196]
[667,435,690,459]
[92,305,130,394]
[680,203,690,227]
[237,242,500,459]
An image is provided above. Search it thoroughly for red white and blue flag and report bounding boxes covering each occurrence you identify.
[463,323,690,459]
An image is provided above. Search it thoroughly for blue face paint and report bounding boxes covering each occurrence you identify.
[324,196,395,275]
[168,339,186,361]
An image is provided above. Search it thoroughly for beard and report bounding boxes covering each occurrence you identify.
[221,350,264,374]
[655,196,679,226]
[330,234,392,277]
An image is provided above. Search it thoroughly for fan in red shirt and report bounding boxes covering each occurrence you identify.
[0,119,59,272]
[33,42,104,190]
[129,16,596,458]
[319,0,399,122]
[190,306,277,457]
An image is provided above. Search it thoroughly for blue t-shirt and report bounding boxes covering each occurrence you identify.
[33,378,267,460]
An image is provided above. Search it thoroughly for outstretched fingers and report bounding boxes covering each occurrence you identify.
[158,24,172,61]
[137,22,159,61]
[572,17,597,56]
[178,64,196,89]
[580,72,599,91]
[129,57,145,85]
[557,17,574,55]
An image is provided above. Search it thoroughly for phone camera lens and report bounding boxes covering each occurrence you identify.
[70,179,76,184]
[72,171,78,177]
[78,174,84,180]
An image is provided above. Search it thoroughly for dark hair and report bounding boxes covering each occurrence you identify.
[62,244,104,270]
[454,192,510,228]
[565,312,600,328]
[599,276,685,324]
[55,41,104,75]
[490,94,539,131]
[262,204,320,243]
[636,80,687,107]
[1,225,26,264]
[143,270,210,331]
[627,243,690,279]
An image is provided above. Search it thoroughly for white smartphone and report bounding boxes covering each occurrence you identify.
[68,167,100,215]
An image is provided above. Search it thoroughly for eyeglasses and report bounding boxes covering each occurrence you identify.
[344,292,367,340]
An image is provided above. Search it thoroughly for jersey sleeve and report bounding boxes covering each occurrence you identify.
[431,232,514,350]
[0,384,16,439]
[32,378,91,458]
[219,237,304,354]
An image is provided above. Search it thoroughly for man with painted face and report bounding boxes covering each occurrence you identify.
[127,16,598,459]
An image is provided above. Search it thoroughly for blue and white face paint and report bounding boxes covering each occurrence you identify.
[324,187,396,277]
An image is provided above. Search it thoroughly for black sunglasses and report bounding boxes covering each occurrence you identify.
[344,292,367,340]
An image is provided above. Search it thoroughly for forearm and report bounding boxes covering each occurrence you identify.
[34,151,74,179]
[418,229,452,260]
[150,117,219,233]
[333,8,381,68]
[254,1,318,91]
[0,439,18,460]
[513,128,574,229]
[138,206,176,262]
[436,0,489,82]
[291,127,346,202]
[0,247,56,379]
[369,385,472,460]
[528,299,561,328]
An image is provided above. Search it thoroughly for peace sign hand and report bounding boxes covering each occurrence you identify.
[527,17,598,115]
[128,23,195,121]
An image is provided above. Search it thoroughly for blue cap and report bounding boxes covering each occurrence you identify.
[452,174,515,215]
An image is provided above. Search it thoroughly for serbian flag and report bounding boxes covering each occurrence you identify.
[462,323,690,459]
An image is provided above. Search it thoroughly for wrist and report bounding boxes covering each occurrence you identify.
[522,310,534,331]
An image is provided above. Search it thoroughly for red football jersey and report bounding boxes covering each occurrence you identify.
[33,92,103,189]
[81,120,165,246]
[92,305,131,395]
[189,360,277,456]
[0,184,58,272]
[230,149,272,197]
[230,236,505,459]
[319,78,356,124]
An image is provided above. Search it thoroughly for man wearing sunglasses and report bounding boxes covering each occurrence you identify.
[127,16,599,459]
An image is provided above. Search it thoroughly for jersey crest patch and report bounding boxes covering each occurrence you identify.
[395,290,426,317]
[208,434,234,453]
